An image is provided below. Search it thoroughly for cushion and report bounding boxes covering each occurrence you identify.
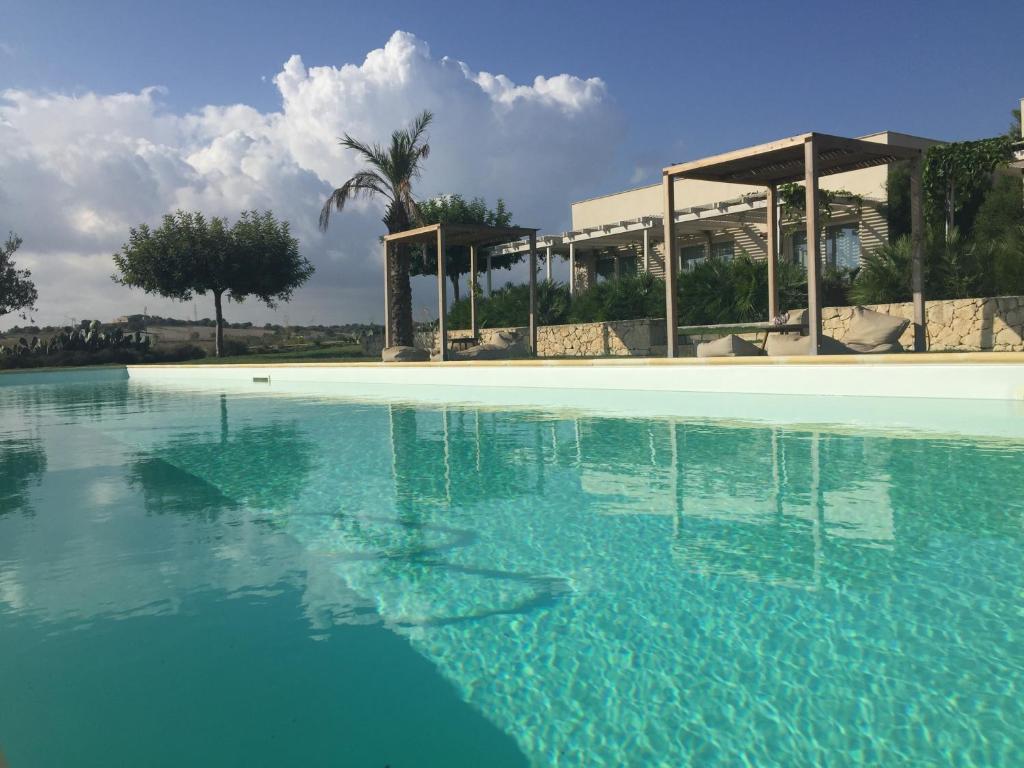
[848,341,904,354]
[765,333,857,356]
[785,308,808,327]
[844,307,910,353]
[697,334,765,358]
[382,345,430,362]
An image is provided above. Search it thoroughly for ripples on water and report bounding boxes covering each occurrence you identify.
[1,377,1022,767]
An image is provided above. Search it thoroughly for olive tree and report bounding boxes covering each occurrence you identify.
[113,210,313,356]
[0,232,38,322]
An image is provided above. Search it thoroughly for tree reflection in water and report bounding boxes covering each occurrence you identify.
[128,395,316,517]
[0,436,47,517]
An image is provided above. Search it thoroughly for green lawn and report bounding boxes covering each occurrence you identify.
[190,343,373,365]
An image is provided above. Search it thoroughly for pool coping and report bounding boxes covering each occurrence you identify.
[131,351,1024,369]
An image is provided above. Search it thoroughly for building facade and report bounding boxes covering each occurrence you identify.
[567,131,940,291]
[488,131,941,295]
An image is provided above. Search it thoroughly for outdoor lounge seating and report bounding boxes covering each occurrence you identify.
[451,330,530,360]
[697,334,765,358]
[382,345,430,362]
[843,306,910,353]
[765,333,856,356]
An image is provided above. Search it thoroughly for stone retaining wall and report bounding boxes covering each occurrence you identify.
[537,318,666,357]
[823,295,1024,352]
[439,319,665,358]
[433,294,1024,357]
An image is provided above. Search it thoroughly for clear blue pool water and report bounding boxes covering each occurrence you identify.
[1,374,1023,767]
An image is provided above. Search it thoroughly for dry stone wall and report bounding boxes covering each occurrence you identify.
[432,294,1024,357]
[823,295,1024,352]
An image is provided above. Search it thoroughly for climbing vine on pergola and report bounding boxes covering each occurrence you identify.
[776,182,862,233]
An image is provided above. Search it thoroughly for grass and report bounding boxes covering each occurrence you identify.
[189,343,372,365]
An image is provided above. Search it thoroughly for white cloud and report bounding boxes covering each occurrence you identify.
[0,31,623,328]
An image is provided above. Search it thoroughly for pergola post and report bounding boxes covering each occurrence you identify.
[910,155,926,351]
[469,244,479,339]
[766,183,779,320]
[568,242,576,296]
[383,240,392,349]
[528,232,538,355]
[662,173,678,357]
[437,225,448,361]
[804,137,823,355]
[486,254,493,296]
[545,246,553,282]
[642,227,650,273]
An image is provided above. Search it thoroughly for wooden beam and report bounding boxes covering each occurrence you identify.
[486,254,493,296]
[662,173,678,357]
[528,232,538,355]
[545,245,553,282]
[383,241,391,349]
[766,183,779,319]
[642,227,650,273]
[384,222,439,243]
[569,242,576,295]
[910,158,926,351]
[437,225,447,362]
[469,244,478,339]
[664,133,812,178]
[804,138,822,355]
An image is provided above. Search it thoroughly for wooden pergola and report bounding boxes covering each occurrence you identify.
[662,132,925,356]
[382,223,539,361]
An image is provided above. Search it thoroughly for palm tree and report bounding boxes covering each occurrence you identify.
[319,110,433,348]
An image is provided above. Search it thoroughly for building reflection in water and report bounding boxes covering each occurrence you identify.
[383,403,1024,592]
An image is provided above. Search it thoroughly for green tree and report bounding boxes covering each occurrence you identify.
[0,232,38,322]
[319,110,433,348]
[922,136,1014,232]
[413,194,516,301]
[113,210,312,357]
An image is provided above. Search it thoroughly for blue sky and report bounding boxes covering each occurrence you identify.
[6,0,1022,174]
[1,0,1022,326]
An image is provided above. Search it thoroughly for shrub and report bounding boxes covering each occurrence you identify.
[849,237,912,305]
[447,281,571,329]
[677,256,814,325]
[567,272,664,323]
[0,344,205,370]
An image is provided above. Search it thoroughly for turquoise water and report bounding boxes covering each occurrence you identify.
[1,375,1023,766]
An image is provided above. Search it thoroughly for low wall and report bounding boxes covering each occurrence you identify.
[537,318,666,357]
[441,319,666,358]
[823,295,1024,352]
[434,294,1024,358]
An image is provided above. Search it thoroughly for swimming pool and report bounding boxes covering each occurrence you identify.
[2,371,1023,766]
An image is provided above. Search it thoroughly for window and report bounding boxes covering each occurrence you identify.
[791,225,861,269]
[680,244,706,271]
[596,251,638,281]
[710,240,734,261]
[791,231,807,266]
[826,224,860,269]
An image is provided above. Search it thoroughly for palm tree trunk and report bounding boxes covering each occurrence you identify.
[390,244,414,346]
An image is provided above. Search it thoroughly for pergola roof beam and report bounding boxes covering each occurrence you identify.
[664,132,920,185]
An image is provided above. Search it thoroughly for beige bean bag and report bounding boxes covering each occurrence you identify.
[843,306,910,353]
[697,334,766,358]
[382,345,430,362]
[765,333,856,356]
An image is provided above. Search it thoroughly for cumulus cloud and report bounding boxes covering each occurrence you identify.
[0,31,622,328]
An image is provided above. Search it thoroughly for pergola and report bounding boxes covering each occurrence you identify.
[382,223,539,361]
[662,132,925,356]
[486,190,864,293]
